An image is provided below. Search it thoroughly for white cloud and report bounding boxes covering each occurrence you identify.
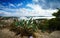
[27,4,57,16]
[41,0,45,3]
[9,3,15,7]
[32,0,45,3]
[32,0,39,2]
[0,2,58,19]
[0,3,57,17]
[9,3,23,8]
[0,10,12,16]
[17,3,23,6]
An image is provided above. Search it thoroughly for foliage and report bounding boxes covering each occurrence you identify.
[48,18,60,31]
[52,9,60,18]
[48,9,60,31]
[38,20,49,32]
[10,18,38,36]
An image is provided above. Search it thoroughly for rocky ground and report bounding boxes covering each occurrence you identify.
[0,28,60,38]
[49,31,60,38]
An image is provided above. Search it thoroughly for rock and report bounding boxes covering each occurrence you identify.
[49,31,60,38]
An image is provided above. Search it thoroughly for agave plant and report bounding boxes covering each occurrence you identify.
[10,18,38,38]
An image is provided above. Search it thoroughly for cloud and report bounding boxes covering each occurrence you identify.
[32,0,45,3]
[17,3,23,6]
[9,3,15,7]
[0,0,59,19]
[27,4,57,16]
[0,3,57,17]
[32,0,39,2]
[32,0,60,9]
[0,10,12,16]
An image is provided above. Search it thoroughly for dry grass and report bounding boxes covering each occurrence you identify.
[0,28,60,38]
[33,30,49,38]
[0,28,21,38]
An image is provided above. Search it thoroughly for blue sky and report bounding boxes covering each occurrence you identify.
[0,0,59,19]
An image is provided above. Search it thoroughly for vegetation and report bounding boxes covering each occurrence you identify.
[48,9,60,32]
[10,18,38,38]
[38,20,49,32]
[0,9,60,38]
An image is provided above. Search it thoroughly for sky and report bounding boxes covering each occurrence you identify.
[0,0,60,19]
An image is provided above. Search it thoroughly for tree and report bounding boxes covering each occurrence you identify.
[48,9,60,31]
[52,9,60,18]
